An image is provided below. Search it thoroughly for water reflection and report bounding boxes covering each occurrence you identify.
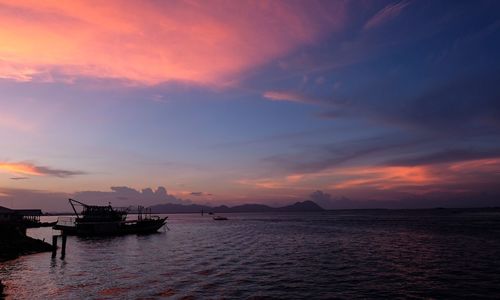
[1,210,500,298]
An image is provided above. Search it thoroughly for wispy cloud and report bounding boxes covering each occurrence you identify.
[262,90,323,105]
[10,177,29,180]
[364,1,411,30]
[0,161,85,178]
[385,149,500,167]
[331,165,436,190]
[263,134,430,174]
[236,178,286,190]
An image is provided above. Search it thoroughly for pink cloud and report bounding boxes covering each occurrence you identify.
[331,165,437,190]
[0,0,348,86]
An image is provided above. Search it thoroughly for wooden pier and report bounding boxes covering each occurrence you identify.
[51,234,67,259]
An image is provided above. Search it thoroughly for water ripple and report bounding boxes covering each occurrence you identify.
[1,210,500,299]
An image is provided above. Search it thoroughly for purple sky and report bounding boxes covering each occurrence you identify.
[1,0,500,211]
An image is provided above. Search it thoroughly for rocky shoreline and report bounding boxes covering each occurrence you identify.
[0,226,54,297]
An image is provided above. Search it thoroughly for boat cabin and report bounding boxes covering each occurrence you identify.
[75,203,127,222]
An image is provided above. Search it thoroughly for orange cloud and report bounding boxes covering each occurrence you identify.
[0,162,41,176]
[331,166,436,190]
[236,172,319,190]
[0,0,346,86]
[235,166,438,193]
[0,161,85,177]
[286,174,305,183]
[236,178,285,189]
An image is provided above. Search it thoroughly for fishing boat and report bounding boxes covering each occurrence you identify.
[213,215,228,221]
[53,199,167,236]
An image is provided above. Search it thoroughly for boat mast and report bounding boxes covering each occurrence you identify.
[68,198,85,219]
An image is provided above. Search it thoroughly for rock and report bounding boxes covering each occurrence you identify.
[0,279,4,298]
[0,225,54,262]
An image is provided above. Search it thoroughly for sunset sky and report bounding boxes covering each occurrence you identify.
[1,0,499,211]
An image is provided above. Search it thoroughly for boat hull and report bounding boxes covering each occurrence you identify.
[53,218,167,236]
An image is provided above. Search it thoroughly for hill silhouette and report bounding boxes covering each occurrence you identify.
[149,200,323,214]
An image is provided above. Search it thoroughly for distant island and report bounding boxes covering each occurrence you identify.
[149,200,324,214]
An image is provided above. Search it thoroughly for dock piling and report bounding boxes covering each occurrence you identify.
[51,235,58,258]
[60,235,67,259]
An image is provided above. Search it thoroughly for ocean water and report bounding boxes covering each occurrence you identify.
[1,210,500,299]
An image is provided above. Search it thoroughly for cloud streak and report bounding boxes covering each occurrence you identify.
[263,90,324,105]
[331,165,436,190]
[0,161,85,178]
[385,149,500,167]
[364,0,411,30]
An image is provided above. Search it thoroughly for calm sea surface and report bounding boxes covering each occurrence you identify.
[2,210,500,299]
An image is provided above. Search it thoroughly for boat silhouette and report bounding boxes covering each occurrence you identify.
[53,199,167,236]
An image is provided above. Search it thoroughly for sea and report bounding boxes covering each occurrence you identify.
[1,209,500,299]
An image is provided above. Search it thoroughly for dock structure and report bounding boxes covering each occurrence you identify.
[14,209,42,223]
[1,205,59,260]
[0,206,45,235]
[0,206,42,224]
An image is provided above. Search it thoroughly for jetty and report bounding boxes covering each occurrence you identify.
[0,206,54,262]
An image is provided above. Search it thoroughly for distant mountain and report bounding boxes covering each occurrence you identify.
[277,200,324,212]
[149,200,324,214]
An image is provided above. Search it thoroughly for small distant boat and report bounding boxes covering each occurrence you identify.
[213,216,228,221]
[53,199,167,236]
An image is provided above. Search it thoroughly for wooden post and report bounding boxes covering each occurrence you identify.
[60,234,67,259]
[51,235,58,258]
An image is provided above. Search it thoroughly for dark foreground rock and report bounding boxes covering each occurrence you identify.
[0,225,53,262]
